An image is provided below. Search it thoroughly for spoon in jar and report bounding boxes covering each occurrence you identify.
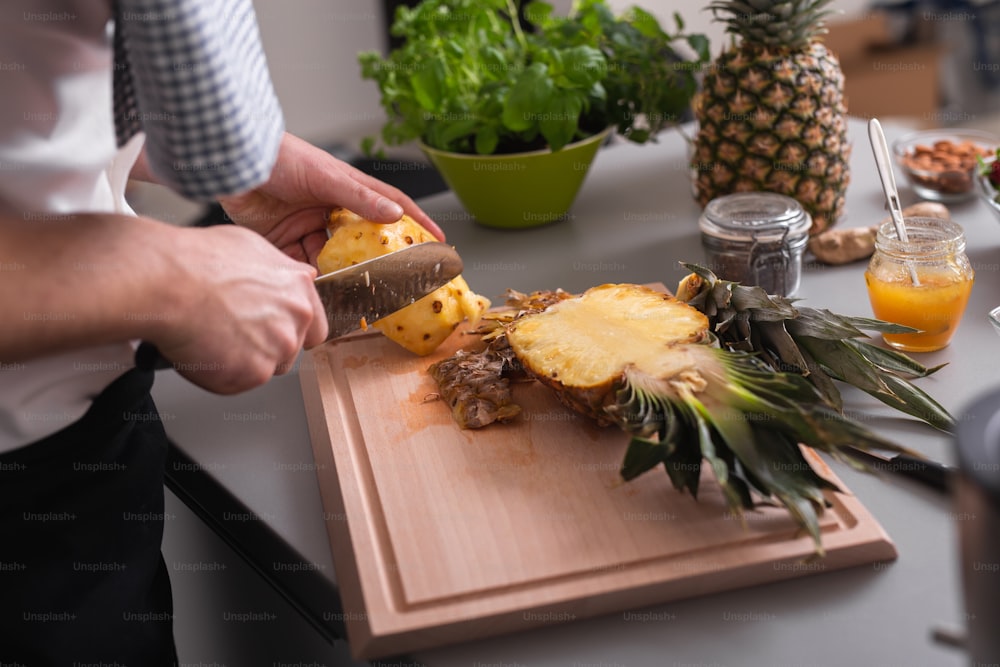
[868,118,921,286]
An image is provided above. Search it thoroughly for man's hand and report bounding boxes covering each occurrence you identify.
[0,214,328,395]
[149,223,329,394]
[217,133,445,265]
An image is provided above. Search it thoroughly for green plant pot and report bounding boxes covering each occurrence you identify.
[420,128,612,229]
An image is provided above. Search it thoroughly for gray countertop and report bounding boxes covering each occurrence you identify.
[153,117,1000,665]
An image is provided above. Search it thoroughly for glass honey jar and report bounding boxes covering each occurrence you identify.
[864,216,974,352]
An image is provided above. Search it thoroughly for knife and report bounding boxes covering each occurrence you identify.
[843,446,955,494]
[315,241,463,340]
[136,241,463,369]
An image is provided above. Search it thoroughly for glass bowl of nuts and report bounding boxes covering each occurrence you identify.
[892,128,999,202]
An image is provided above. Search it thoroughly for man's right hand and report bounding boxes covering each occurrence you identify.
[0,212,328,395]
[149,223,329,394]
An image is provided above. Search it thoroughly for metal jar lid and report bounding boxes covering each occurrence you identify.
[699,192,812,244]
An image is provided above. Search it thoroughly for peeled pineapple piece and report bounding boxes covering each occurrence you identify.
[317,208,490,355]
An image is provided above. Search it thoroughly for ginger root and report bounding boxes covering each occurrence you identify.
[808,202,951,265]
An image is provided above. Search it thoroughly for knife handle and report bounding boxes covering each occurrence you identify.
[890,453,954,494]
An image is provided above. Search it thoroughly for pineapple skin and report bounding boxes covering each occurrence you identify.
[692,41,851,235]
[317,208,490,355]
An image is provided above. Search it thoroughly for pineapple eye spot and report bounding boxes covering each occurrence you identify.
[379,236,389,245]
[396,325,404,331]
[423,333,431,340]
[404,236,414,244]
[354,232,363,240]
[432,300,443,313]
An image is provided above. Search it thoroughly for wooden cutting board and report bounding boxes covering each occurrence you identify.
[299,296,897,659]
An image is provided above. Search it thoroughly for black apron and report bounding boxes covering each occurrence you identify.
[0,362,178,666]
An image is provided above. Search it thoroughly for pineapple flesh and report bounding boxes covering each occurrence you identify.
[692,0,850,234]
[317,208,489,355]
[506,284,710,423]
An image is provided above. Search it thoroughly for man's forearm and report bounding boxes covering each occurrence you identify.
[0,212,184,361]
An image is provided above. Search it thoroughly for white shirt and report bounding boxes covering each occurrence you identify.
[0,0,140,452]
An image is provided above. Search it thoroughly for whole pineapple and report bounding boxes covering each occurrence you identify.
[692,0,850,234]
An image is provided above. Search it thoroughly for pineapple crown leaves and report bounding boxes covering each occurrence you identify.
[706,0,838,49]
[612,344,908,554]
[677,263,955,432]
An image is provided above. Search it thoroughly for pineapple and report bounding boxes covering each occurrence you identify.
[430,278,952,553]
[691,0,850,234]
[506,285,710,422]
[317,208,490,355]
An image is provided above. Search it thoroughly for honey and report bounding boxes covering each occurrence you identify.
[864,217,974,352]
[864,269,973,352]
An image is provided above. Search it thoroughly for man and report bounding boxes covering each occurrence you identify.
[0,0,441,663]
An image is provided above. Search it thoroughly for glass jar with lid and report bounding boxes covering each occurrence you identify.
[698,192,812,296]
[864,216,974,352]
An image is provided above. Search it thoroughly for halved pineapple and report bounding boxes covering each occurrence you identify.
[317,208,490,355]
[506,284,709,423]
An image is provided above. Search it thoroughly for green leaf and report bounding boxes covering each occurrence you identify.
[730,285,799,321]
[539,93,583,151]
[625,129,650,144]
[685,33,711,62]
[411,59,446,112]
[502,62,553,132]
[479,45,508,76]
[436,116,481,146]
[756,320,812,374]
[620,436,667,481]
[474,125,500,155]
[790,307,923,339]
[359,135,376,157]
[627,7,667,40]
[560,46,606,87]
[833,314,920,335]
[691,406,747,512]
[797,337,955,432]
[795,343,842,410]
[524,1,554,26]
[876,372,955,432]
[672,10,685,32]
[844,338,947,378]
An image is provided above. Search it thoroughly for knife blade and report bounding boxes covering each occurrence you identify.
[135,241,463,370]
[315,241,463,340]
[843,446,954,494]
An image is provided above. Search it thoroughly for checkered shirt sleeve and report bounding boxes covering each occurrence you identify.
[113,0,285,201]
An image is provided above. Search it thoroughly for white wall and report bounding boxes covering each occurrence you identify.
[252,0,388,145]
